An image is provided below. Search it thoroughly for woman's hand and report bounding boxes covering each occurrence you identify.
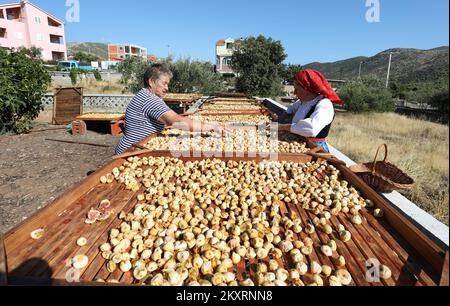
[278,124,292,132]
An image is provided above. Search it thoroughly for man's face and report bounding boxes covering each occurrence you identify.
[150,75,171,97]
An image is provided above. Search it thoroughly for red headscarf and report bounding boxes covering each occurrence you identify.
[294,69,342,105]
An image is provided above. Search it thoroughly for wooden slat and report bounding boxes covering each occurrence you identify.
[335,213,393,286]
[7,183,121,277]
[359,210,431,286]
[440,252,449,286]
[360,209,437,284]
[52,186,140,281]
[347,213,409,285]
[42,186,130,279]
[337,164,446,276]
[3,158,124,244]
[0,236,7,285]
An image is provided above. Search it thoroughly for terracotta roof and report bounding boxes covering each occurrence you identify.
[216,40,226,46]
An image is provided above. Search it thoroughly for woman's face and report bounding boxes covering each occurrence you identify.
[294,80,315,101]
[149,74,171,97]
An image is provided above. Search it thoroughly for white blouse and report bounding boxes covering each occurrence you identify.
[286,95,335,138]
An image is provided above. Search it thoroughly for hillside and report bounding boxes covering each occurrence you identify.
[303,46,449,84]
[67,42,109,60]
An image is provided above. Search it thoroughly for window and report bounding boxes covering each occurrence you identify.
[125,46,130,53]
[0,10,4,19]
[52,52,65,61]
[50,34,63,44]
[226,43,234,49]
[119,46,124,51]
[0,28,6,38]
[6,7,21,21]
[35,16,41,24]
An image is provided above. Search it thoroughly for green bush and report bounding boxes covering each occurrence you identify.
[69,69,78,85]
[427,89,449,114]
[390,78,448,104]
[339,78,395,113]
[93,69,102,81]
[0,47,51,134]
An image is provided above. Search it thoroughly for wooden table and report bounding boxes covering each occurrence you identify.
[1,146,447,285]
[75,113,125,136]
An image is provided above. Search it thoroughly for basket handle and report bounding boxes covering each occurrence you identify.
[371,144,388,174]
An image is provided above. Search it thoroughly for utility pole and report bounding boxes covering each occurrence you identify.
[358,61,363,80]
[386,52,393,88]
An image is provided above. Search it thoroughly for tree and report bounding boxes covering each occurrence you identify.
[117,56,153,93]
[73,51,98,66]
[0,47,51,133]
[339,78,395,113]
[162,57,226,95]
[231,35,287,97]
[280,63,303,84]
[118,56,226,95]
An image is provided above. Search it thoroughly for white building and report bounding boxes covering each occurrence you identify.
[215,38,241,75]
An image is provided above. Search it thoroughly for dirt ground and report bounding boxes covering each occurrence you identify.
[0,120,121,235]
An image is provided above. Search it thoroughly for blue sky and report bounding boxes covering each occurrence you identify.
[4,0,449,64]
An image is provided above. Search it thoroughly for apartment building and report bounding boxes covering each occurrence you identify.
[215,38,242,75]
[0,0,67,61]
[108,43,147,61]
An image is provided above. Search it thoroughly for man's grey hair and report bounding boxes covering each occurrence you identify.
[143,63,173,87]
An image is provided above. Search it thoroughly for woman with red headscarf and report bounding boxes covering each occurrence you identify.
[277,69,342,153]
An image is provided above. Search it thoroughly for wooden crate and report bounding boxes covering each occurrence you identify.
[1,150,447,286]
[52,88,83,125]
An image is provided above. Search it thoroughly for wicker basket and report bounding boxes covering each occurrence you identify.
[349,144,415,193]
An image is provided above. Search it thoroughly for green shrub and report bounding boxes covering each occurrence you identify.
[0,47,51,134]
[69,68,78,85]
[339,78,395,112]
[93,69,102,81]
[427,89,449,114]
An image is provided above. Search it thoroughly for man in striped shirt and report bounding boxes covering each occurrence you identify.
[115,64,222,155]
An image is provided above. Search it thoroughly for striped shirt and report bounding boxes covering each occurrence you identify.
[115,89,171,155]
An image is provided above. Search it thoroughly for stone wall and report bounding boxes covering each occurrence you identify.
[42,93,134,113]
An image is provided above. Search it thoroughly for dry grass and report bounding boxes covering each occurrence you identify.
[50,78,128,94]
[328,112,449,225]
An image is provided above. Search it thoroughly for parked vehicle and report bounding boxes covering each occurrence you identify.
[58,60,96,71]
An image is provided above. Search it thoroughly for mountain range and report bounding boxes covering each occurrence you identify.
[303,46,449,84]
